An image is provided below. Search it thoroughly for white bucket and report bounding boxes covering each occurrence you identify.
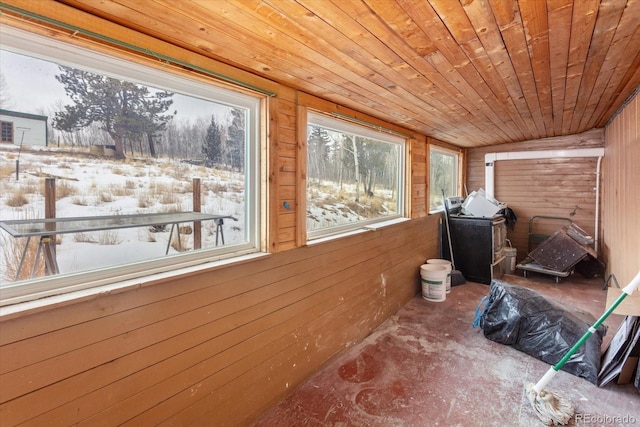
[426,259,452,293]
[420,264,448,302]
[505,247,517,274]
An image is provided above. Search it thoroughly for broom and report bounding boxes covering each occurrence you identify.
[526,271,640,425]
[441,190,466,286]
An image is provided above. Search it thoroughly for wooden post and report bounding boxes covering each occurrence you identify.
[45,178,56,221]
[193,178,201,250]
[43,178,58,275]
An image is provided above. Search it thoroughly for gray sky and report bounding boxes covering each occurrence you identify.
[0,50,66,114]
[0,49,230,123]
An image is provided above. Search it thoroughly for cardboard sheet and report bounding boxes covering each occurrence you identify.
[606,287,640,316]
[598,316,640,386]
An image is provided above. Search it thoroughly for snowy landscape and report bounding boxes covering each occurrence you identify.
[0,46,401,284]
[0,145,247,283]
[0,144,391,284]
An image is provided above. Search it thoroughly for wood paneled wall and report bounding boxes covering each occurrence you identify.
[0,216,440,426]
[270,93,299,252]
[602,90,640,286]
[466,129,604,264]
[0,4,440,426]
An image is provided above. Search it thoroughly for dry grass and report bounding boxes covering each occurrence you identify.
[181,180,193,194]
[6,187,29,207]
[138,192,152,208]
[98,230,121,245]
[1,234,46,281]
[0,162,16,178]
[111,166,127,175]
[153,182,180,205]
[23,180,39,194]
[100,192,114,203]
[348,196,389,218]
[228,184,245,195]
[0,149,246,282]
[308,181,393,219]
[369,197,383,214]
[170,231,189,252]
[141,184,187,210]
[74,232,96,243]
[165,162,191,181]
[72,231,120,245]
[72,195,90,206]
[160,191,177,205]
[208,182,228,193]
[56,180,78,199]
[110,186,127,197]
[158,204,182,214]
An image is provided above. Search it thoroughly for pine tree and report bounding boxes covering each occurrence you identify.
[53,66,175,159]
[202,115,223,166]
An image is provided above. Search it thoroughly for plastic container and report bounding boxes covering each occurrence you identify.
[504,240,517,274]
[426,258,452,293]
[420,264,448,302]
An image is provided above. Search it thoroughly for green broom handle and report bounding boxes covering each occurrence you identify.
[534,272,640,394]
[554,271,640,371]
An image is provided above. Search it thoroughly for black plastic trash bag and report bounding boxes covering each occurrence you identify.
[475,280,606,384]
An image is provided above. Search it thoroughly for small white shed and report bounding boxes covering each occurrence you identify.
[0,109,48,147]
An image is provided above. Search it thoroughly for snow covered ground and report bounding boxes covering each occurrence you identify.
[0,145,246,282]
[0,145,395,283]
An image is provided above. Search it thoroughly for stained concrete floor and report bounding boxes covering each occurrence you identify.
[255,273,640,426]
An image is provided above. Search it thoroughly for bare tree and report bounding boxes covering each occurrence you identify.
[342,135,361,202]
[0,73,14,110]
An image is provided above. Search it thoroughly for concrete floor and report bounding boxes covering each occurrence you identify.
[255,273,639,426]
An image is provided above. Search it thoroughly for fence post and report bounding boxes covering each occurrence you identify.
[193,178,201,250]
[43,178,58,274]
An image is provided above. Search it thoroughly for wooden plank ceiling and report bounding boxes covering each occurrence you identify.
[56,0,640,147]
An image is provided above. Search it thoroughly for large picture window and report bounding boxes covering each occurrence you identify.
[0,27,262,304]
[306,112,405,239]
[429,146,460,212]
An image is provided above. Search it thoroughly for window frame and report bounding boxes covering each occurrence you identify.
[0,26,265,306]
[306,111,407,241]
[428,145,461,213]
[1,121,13,143]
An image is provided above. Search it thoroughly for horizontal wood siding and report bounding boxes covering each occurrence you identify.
[466,129,604,263]
[0,216,439,426]
[0,8,439,426]
[603,91,640,286]
[494,157,598,254]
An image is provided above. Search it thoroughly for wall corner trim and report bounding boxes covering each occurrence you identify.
[484,148,605,197]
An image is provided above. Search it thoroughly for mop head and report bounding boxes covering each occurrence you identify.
[525,383,575,425]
